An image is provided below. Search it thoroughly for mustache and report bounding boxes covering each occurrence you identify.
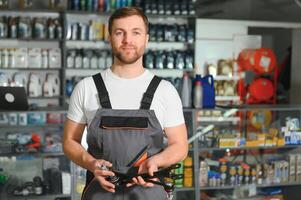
[120,45,136,49]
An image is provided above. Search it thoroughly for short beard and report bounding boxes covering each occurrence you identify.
[114,52,141,64]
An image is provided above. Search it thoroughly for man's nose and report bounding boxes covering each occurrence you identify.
[122,33,132,43]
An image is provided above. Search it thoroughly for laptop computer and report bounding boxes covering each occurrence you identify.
[0,86,29,111]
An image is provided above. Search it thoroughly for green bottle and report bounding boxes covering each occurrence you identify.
[110,0,116,11]
[174,162,183,187]
[0,168,6,185]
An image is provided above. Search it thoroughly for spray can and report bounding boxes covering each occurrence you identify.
[180,72,191,108]
[193,80,203,108]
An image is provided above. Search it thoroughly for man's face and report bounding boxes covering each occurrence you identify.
[109,15,149,64]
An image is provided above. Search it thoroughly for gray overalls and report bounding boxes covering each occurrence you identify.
[81,73,167,200]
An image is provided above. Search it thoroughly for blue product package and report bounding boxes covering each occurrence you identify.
[201,75,215,108]
[27,112,46,125]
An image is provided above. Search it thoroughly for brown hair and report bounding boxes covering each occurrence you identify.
[108,7,149,35]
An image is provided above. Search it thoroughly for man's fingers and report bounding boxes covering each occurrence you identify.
[126,182,135,187]
[148,165,157,177]
[96,176,115,193]
[137,176,146,185]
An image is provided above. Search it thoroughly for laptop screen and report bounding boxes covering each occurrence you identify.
[0,86,29,111]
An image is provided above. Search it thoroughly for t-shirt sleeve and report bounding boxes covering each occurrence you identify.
[67,79,87,124]
[162,81,185,128]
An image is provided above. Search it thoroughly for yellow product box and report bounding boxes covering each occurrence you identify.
[277,138,285,146]
[219,138,239,148]
[265,139,274,147]
[246,140,262,147]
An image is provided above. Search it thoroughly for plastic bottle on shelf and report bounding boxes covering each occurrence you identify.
[180,72,192,108]
[183,155,193,187]
[199,160,208,187]
[193,80,203,108]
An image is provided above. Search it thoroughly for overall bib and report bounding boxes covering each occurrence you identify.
[81,73,167,200]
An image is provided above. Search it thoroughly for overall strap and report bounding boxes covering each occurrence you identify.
[140,76,162,110]
[92,73,112,109]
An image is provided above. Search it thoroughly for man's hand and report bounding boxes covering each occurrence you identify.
[93,159,116,193]
[128,156,159,188]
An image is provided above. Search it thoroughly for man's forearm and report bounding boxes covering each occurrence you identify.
[63,139,96,172]
[152,142,188,168]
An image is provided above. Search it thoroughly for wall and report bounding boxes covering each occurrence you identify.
[197,0,301,22]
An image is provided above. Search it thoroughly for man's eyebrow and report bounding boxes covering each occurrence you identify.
[132,28,143,31]
[113,27,144,32]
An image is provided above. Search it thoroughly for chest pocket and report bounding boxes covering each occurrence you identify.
[100,116,148,130]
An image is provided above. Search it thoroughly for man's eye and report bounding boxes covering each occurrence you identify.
[115,32,123,36]
[133,32,141,35]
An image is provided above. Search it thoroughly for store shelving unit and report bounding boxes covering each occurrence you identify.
[189,105,301,200]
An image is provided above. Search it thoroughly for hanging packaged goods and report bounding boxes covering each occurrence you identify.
[237,48,277,74]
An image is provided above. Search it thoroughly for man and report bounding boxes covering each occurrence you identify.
[63,6,188,200]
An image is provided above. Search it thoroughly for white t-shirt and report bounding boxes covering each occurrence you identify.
[67,68,185,129]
